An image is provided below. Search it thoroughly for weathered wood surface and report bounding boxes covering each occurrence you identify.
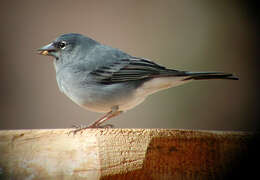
[0,129,253,179]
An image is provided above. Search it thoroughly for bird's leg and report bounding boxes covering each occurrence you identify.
[69,106,122,135]
[89,106,121,128]
[89,107,122,128]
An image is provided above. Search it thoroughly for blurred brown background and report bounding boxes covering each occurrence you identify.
[0,0,258,130]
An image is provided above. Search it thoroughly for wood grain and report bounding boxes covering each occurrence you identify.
[0,129,253,179]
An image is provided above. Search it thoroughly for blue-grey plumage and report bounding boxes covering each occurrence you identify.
[38,33,238,132]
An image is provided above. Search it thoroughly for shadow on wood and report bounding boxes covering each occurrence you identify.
[101,130,250,180]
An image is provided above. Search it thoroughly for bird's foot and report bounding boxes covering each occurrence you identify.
[67,123,114,135]
[68,107,120,135]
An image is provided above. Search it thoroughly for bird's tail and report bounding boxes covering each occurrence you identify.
[183,72,239,81]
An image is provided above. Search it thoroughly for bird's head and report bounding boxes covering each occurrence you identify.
[38,33,97,63]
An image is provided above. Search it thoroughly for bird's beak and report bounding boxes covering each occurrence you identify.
[37,43,57,56]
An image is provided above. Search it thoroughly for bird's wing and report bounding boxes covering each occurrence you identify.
[89,58,187,84]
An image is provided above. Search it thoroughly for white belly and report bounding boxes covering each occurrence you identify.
[81,95,147,113]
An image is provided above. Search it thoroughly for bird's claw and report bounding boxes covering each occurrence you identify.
[67,123,114,135]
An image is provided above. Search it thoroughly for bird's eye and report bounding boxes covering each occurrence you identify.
[57,41,66,49]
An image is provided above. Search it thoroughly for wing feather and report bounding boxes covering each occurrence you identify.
[89,58,186,84]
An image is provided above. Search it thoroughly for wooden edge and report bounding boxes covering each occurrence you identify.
[0,129,256,180]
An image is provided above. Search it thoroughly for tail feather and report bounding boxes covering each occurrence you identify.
[184,72,239,81]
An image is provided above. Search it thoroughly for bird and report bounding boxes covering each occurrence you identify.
[38,33,238,134]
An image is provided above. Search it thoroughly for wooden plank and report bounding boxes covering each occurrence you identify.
[0,129,253,179]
